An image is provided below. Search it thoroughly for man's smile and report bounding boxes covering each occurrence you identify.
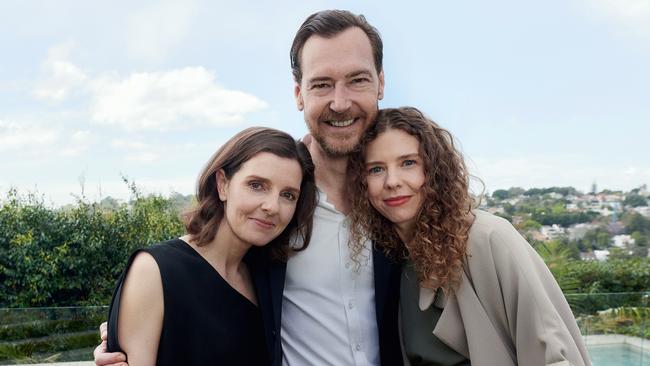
[324,118,356,127]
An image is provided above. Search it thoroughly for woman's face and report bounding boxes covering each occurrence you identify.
[365,128,426,238]
[217,152,303,247]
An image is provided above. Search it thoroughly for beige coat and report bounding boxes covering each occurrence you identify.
[414,210,591,366]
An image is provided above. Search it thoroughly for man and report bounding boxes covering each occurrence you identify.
[94,10,402,366]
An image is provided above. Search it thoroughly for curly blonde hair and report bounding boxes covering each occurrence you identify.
[348,107,475,292]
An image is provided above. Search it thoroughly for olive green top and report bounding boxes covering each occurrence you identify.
[400,264,470,366]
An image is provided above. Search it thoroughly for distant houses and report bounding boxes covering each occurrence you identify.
[487,185,650,261]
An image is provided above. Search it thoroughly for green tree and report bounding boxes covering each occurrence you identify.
[508,187,525,197]
[523,186,578,197]
[623,213,650,234]
[631,246,649,257]
[630,231,649,257]
[581,228,612,250]
[519,219,542,230]
[492,189,510,200]
[503,202,516,215]
[596,232,612,249]
[630,231,648,246]
[534,240,578,291]
[99,197,121,211]
[0,188,185,307]
[623,194,648,208]
[551,202,566,215]
[608,247,632,260]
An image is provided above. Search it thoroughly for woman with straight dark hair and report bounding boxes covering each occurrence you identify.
[348,107,591,366]
[106,127,317,365]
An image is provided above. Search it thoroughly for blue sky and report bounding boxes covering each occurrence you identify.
[1,0,649,205]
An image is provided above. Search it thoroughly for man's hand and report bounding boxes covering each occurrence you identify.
[94,322,128,366]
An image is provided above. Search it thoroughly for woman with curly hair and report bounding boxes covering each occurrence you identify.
[348,107,590,366]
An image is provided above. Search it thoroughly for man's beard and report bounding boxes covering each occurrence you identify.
[309,109,365,157]
[311,131,360,157]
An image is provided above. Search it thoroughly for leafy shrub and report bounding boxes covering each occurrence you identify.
[562,258,650,294]
[0,187,185,307]
[558,258,650,315]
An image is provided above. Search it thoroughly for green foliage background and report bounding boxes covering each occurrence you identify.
[0,187,185,308]
[2,186,648,361]
[0,187,648,308]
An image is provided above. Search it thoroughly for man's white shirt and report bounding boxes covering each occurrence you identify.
[281,190,380,365]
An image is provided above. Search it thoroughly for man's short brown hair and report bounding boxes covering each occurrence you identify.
[290,9,383,83]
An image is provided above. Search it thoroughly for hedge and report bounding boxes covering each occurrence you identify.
[0,188,185,307]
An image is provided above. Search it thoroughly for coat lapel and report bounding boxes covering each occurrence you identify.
[433,271,516,366]
[372,245,393,322]
[433,289,470,358]
[372,245,405,366]
[269,260,287,334]
[247,249,286,366]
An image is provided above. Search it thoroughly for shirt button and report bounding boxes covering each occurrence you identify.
[348,301,354,309]
[355,344,361,351]
[345,262,351,269]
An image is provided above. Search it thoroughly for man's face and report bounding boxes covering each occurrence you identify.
[295,27,385,157]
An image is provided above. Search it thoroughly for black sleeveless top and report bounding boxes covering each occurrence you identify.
[107,239,270,365]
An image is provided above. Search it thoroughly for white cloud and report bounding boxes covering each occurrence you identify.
[72,130,93,141]
[583,0,650,37]
[32,41,267,132]
[60,130,96,157]
[624,166,639,175]
[122,176,196,198]
[33,41,88,102]
[90,67,268,131]
[126,0,198,63]
[0,122,95,157]
[111,139,150,150]
[59,148,84,157]
[623,166,650,180]
[111,138,160,163]
[125,152,159,162]
[0,120,59,152]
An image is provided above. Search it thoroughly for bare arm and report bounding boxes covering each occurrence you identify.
[115,252,164,366]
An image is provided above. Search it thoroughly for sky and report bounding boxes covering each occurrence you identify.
[1,0,649,206]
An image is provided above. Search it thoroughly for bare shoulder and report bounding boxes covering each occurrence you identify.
[120,251,163,314]
[126,251,161,283]
[118,251,164,365]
